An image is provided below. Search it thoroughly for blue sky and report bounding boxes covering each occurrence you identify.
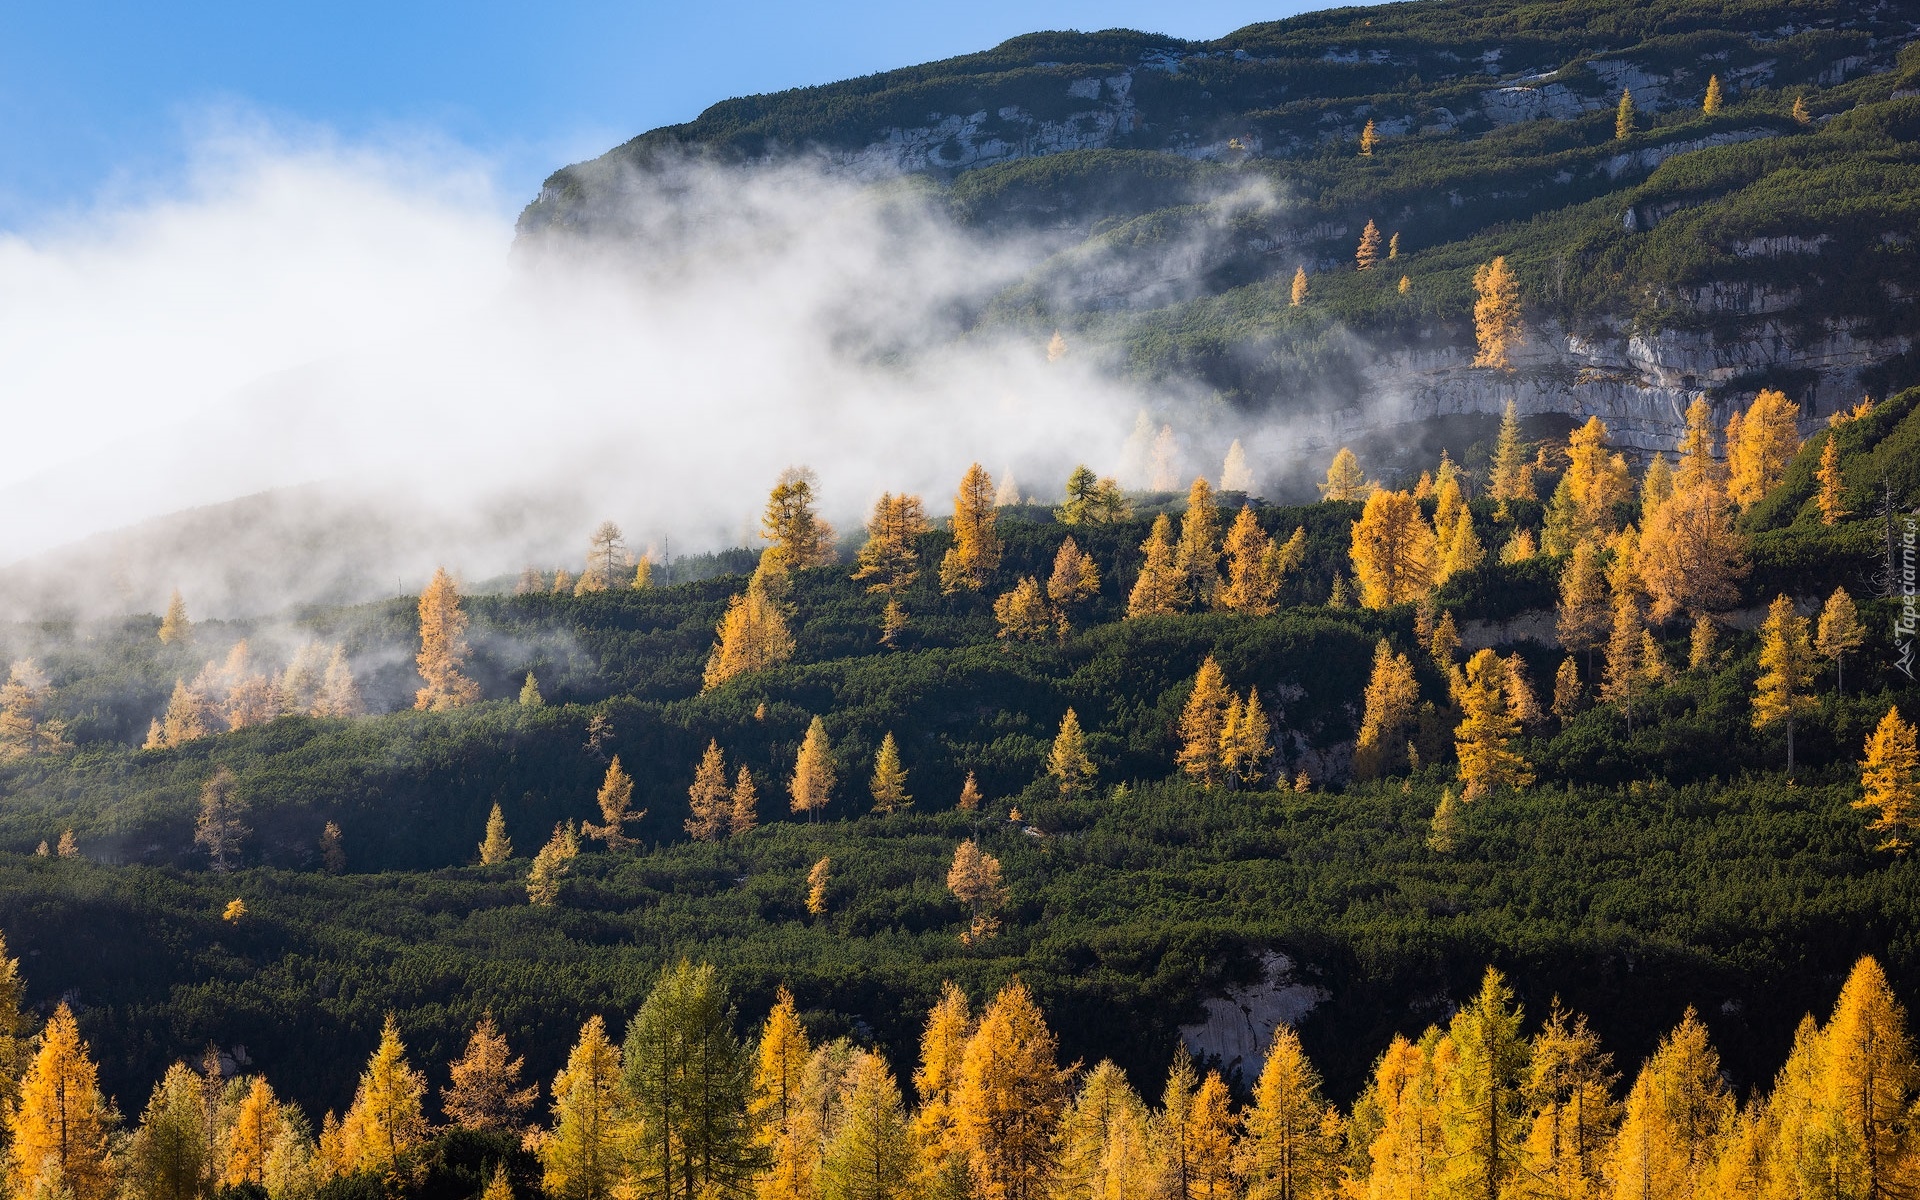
[0,0,1355,227]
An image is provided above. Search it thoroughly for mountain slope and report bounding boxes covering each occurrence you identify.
[520,0,1920,463]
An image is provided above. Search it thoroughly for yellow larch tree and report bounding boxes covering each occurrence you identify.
[1639,478,1747,622]
[948,839,1008,944]
[852,492,931,596]
[1817,435,1849,525]
[526,822,578,906]
[762,466,836,574]
[1552,656,1584,720]
[0,660,70,761]
[1436,968,1532,1200]
[994,578,1055,643]
[1815,586,1867,695]
[1177,657,1233,788]
[10,1002,114,1200]
[1291,266,1309,307]
[442,1011,538,1132]
[1857,706,1919,854]
[1047,537,1101,612]
[1430,610,1461,668]
[730,766,760,835]
[1351,489,1436,609]
[1675,395,1720,496]
[340,1014,428,1174]
[955,979,1069,1200]
[415,567,480,711]
[912,983,975,1200]
[1601,594,1646,726]
[541,1015,624,1200]
[754,988,815,1200]
[1473,256,1523,370]
[1221,688,1273,789]
[1360,118,1378,155]
[806,856,831,916]
[1357,220,1383,270]
[1726,389,1801,510]
[1128,515,1183,617]
[1355,1030,1447,1200]
[686,740,731,841]
[582,521,631,591]
[126,1060,206,1200]
[1058,466,1130,526]
[702,580,795,691]
[1184,1071,1238,1199]
[819,1050,916,1200]
[1608,1009,1733,1200]
[583,756,643,851]
[1641,452,1674,515]
[790,716,836,820]
[1753,594,1817,773]
[1222,439,1255,492]
[1616,87,1635,139]
[1521,1001,1618,1199]
[479,803,512,865]
[158,590,191,645]
[1319,447,1372,501]
[1357,639,1422,779]
[1220,509,1304,616]
[1054,1059,1152,1200]
[1176,478,1223,608]
[1489,400,1536,513]
[1455,649,1533,800]
[1242,1026,1343,1199]
[1048,709,1097,799]
[1544,417,1629,554]
[223,1076,282,1188]
[870,732,912,814]
[940,464,1002,594]
[1704,73,1723,114]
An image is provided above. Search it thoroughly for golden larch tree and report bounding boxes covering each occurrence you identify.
[1355,1032,1446,1200]
[1816,586,1867,695]
[1127,515,1183,617]
[1046,538,1102,620]
[1356,220,1383,271]
[1357,639,1421,779]
[1455,649,1533,800]
[729,766,759,835]
[994,578,1056,643]
[479,803,511,865]
[1600,594,1646,725]
[10,1003,114,1200]
[1048,709,1096,799]
[1608,1009,1733,1200]
[1221,688,1273,789]
[1704,73,1723,114]
[1639,479,1747,622]
[1544,416,1629,554]
[1360,118,1378,155]
[956,980,1069,1200]
[1520,1001,1618,1198]
[819,1050,916,1200]
[1753,594,1817,773]
[1176,478,1223,608]
[442,1011,537,1132]
[806,856,832,916]
[948,839,1008,944]
[1221,439,1255,492]
[853,492,931,595]
[1797,955,1919,1199]
[1472,256,1523,370]
[583,521,630,591]
[222,1076,282,1188]
[540,1015,624,1200]
[1220,508,1304,616]
[1489,400,1536,512]
[340,1014,429,1174]
[158,589,191,645]
[1290,266,1309,307]
[1726,389,1801,510]
[1176,657,1233,788]
[526,822,578,906]
[1641,452,1673,515]
[1185,1071,1238,1198]
[415,568,480,711]
[1437,968,1532,1200]
[790,717,836,820]
[752,987,812,1197]
[912,983,976,1200]
[870,732,912,814]
[762,466,836,574]
[686,740,731,841]
[1242,1026,1343,1199]
[1616,87,1635,138]
[1858,706,1919,854]
[584,756,643,851]
[940,464,1003,594]
[1350,489,1436,608]
[702,581,795,692]
[1552,655,1583,720]
[1817,435,1849,524]
[1319,447,1371,501]
[1054,1059,1152,1200]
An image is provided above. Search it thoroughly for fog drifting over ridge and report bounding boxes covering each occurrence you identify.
[0,120,1270,620]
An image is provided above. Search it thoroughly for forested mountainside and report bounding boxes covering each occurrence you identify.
[524,0,1920,460]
